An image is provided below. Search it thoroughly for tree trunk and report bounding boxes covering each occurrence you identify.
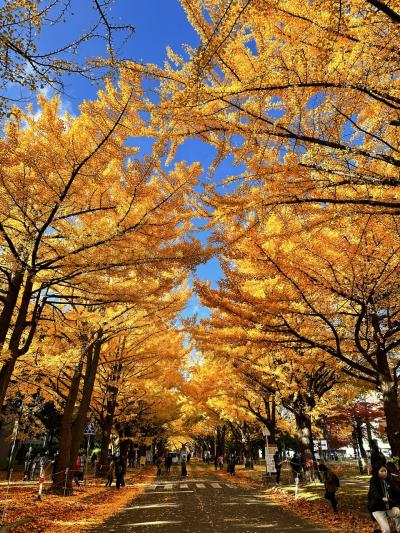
[52,362,83,494]
[53,329,103,494]
[0,358,18,409]
[69,332,103,471]
[99,401,117,471]
[382,383,400,456]
[294,410,315,462]
[365,419,374,450]
[0,269,24,351]
[355,417,367,459]
[98,360,122,471]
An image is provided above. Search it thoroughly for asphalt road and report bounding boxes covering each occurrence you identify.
[94,465,327,532]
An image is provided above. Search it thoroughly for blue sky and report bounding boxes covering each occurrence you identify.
[29,0,226,320]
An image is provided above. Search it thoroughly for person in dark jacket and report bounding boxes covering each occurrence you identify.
[290,452,303,482]
[318,464,340,512]
[273,448,283,484]
[181,457,187,478]
[115,456,125,489]
[386,462,400,506]
[165,454,173,473]
[368,465,400,533]
[370,441,386,470]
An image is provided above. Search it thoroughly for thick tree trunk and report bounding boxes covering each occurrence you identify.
[0,270,24,350]
[382,384,400,456]
[295,410,315,462]
[0,273,42,408]
[99,403,116,470]
[98,361,122,470]
[69,333,103,472]
[0,358,18,409]
[53,330,103,494]
[53,363,82,494]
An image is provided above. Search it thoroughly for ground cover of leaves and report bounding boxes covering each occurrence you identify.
[0,468,153,532]
[211,465,376,533]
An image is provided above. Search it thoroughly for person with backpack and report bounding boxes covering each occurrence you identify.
[368,465,400,533]
[115,456,125,489]
[318,463,340,513]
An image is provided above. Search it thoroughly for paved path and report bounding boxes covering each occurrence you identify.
[94,466,325,532]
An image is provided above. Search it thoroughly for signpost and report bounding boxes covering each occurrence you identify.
[83,422,97,485]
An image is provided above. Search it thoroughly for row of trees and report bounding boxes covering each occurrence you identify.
[0,0,399,487]
[147,0,400,456]
[0,73,203,490]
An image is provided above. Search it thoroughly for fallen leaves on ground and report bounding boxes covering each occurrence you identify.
[214,467,374,533]
[0,468,154,532]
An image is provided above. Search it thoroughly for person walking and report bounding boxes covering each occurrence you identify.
[23,446,33,481]
[115,456,125,489]
[155,455,163,477]
[273,448,283,484]
[181,456,187,478]
[318,464,340,513]
[218,455,224,470]
[290,452,303,483]
[387,462,400,494]
[105,456,115,487]
[214,455,218,471]
[228,454,236,476]
[73,455,82,486]
[368,465,400,533]
[370,440,386,470]
[164,454,171,473]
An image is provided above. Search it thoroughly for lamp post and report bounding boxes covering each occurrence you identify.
[262,426,270,475]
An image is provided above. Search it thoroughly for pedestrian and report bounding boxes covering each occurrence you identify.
[155,455,163,477]
[214,455,218,470]
[318,463,340,513]
[290,452,303,482]
[73,455,81,486]
[105,456,115,487]
[387,461,400,494]
[273,448,283,484]
[218,455,224,470]
[23,446,33,481]
[368,465,400,533]
[115,456,125,489]
[228,454,236,476]
[91,451,97,468]
[78,451,85,482]
[181,456,187,478]
[370,440,386,470]
[165,454,172,473]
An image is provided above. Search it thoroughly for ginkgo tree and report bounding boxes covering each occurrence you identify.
[147,0,400,216]
[0,73,202,410]
[193,209,400,455]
